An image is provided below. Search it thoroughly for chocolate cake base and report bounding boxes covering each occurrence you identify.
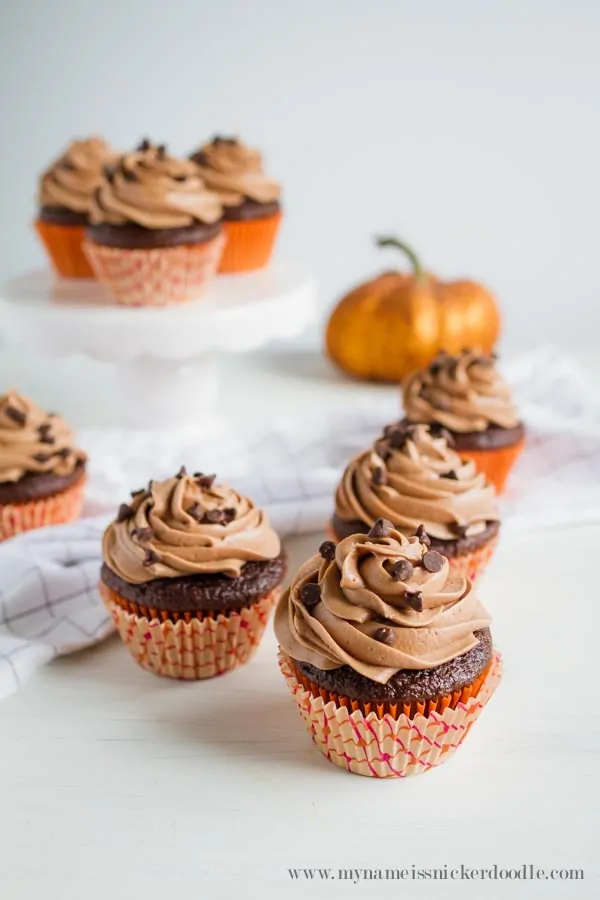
[223,199,280,222]
[402,417,525,451]
[100,549,287,615]
[331,514,499,558]
[86,220,223,249]
[38,206,89,226]
[296,628,492,703]
[0,462,86,504]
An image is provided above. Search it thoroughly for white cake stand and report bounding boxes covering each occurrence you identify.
[0,263,317,427]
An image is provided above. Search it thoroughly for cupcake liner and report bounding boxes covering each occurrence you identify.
[83,233,225,307]
[218,212,282,274]
[447,534,499,582]
[99,581,280,679]
[0,476,86,542]
[460,437,525,494]
[279,651,502,778]
[34,219,95,279]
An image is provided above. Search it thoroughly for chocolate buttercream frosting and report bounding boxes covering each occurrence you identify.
[191,136,281,207]
[334,422,499,541]
[39,136,117,216]
[275,526,491,683]
[403,349,520,433]
[0,391,86,483]
[89,141,223,230]
[102,471,281,583]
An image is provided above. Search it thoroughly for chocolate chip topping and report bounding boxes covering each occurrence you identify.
[415,524,431,547]
[388,558,414,582]
[131,527,153,542]
[143,548,160,567]
[373,626,395,645]
[404,590,424,612]
[176,465,187,478]
[203,508,226,525]
[375,440,391,462]
[222,507,237,523]
[33,452,51,463]
[117,503,134,522]
[137,138,151,152]
[319,540,337,561]
[130,488,146,499]
[38,423,55,444]
[300,583,321,608]
[371,466,387,486]
[186,502,203,521]
[368,518,394,538]
[422,550,444,573]
[195,472,216,489]
[5,405,26,425]
[441,469,458,480]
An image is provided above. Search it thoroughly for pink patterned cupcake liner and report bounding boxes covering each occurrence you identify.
[0,477,86,542]
[83,233,225,307]
[278,651,502,778]
[100,582,280,679]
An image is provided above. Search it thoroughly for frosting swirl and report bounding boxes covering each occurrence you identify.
[102,471,281,583]
[89,141,223,229]
[39,136,117,215]
[275,526,491,682]
[403,349,520,432]
[335,422,498,541]
[0,391,86,482]
[191,136,281,206]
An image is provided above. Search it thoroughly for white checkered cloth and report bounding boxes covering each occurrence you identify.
[1,346,599,697]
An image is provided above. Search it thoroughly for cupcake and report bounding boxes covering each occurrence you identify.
[402,349,525,493]
[332,421,499,581]
[0,391,87,540]
[35,136,117,278]
[99,470,286,679]
[84,141,225,306]
[275,524,501,777]
[190,136,281,273]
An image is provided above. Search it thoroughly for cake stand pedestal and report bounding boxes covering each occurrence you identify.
[0,262,317,427]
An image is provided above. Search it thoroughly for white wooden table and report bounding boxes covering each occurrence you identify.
[0,355,599,899]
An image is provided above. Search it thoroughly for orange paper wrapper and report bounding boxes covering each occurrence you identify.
[83,233,225,307]
[279,651,502,777]
[100,581,280,679]
[460,437,525,494]
[35,219,95,279]
[0,476,86,542]
[218,212,282,274]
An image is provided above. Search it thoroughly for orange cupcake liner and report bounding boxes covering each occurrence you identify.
[279,651,502,778]
[218,212,282,274]
[35,219,95,279]
[83,233,225,307]
[100,581,280,679]
[0,476,86,542]
[460,437,525,494]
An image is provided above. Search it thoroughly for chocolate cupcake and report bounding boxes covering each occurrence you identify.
[0,390,87,540]
[190,136,282,272]
[84,141,225,306]
[402,349,525,492]
[99,470,286,679]
[275,525,501,777]
[332,421,500,581]
[35,136,117,278]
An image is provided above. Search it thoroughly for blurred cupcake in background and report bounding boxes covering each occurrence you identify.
[35,136,117,278]
[99,470,286,679]
[84,140,224,306]
[332,421,500,582]
[191,136,281,273]
[0,390,87,540]
[275,525,502,777]
[402,349,525,493]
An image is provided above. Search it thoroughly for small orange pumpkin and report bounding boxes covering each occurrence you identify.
[326,237,501,383]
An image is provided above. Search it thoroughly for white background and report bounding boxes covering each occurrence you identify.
[1,0,599,350]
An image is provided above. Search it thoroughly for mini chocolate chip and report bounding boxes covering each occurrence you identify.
[429,423,455,447]
[186,502,204,521]
[422,550,444,573]
[375,440,391,462]
[103,165,116,184]
[120,163,137,183]
[5,405,26,425]
[319,540,336,561]
[130,488,145,498]
[389,558,414,582]
[33,452,51,463]
[404,590,424,612]
[156,144,166,159]
[131,527,153,542]
[195,472,216,489]
[176,465,187,478]
[137,138,151,151]
[204,508,225,524]
[368,518,394,539]
[441,469,458,480]
[117,503,134,522]
[223,507,237,523]
[147,479,154,492]
[38,423,55,444]
[388,429,408,450]
[415,524,431,547]
[143,548,160,566]
[56,447,71,459]
[300,583,321,608]
[372,466,387,486]
[373,626,395,645]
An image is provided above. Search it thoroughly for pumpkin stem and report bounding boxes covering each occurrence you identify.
[376,236,424,278]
